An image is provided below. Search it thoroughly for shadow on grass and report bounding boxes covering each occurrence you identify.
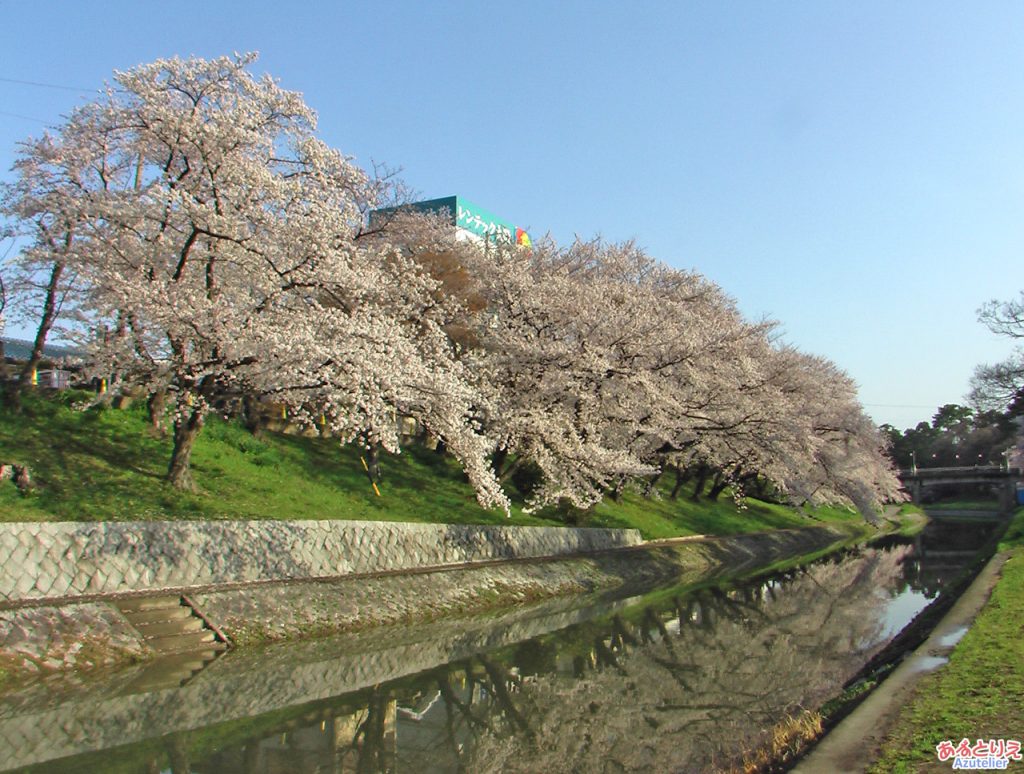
[1,397,179,520]
[0,392,862,534]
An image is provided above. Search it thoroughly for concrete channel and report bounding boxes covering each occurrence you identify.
[793,548,1009,773]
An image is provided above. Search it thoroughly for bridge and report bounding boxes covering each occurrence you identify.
[898,465,1021,514]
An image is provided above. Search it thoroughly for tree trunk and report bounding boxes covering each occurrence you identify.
[366,443,381,483]
[611,615,638,647]
[479,656,534,737]
[356,687,389,774]
[734,471,759,499]
[491,446,509,479]
[241,393,264,436]
[708,472,730,501]
[690,464,710,501]
[167,407,205,491]
[147,390,168,435]
[643,469,664,497]
[165,732,191,774]
[9,261,65,408]
[610,475,627,502]
[757,479,770,498]
[498,456,522,484]
[242,742,260,774]
[670,466,692,499]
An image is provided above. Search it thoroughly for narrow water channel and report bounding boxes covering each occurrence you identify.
[0,520,996,774]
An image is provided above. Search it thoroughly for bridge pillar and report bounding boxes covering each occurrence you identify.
[909,479,922,505]
[999,480,1017,515]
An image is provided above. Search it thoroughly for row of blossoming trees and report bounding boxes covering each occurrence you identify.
[0,54,902,517]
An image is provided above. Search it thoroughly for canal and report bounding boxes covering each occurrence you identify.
[0,520,998,773]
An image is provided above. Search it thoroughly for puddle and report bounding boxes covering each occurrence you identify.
[935,625,969,649]
[907,654,949,674]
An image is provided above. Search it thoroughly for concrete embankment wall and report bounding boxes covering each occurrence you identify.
[0,520,643,604]
[192,524,860,647]
[0,521,862,679]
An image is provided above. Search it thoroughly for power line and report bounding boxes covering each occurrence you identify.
[0,76,97,93]
[0,109,50,124]
[862,402,949,409]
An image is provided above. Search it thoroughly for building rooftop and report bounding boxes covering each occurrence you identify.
[371,195,531,247]
[2,336,85,363]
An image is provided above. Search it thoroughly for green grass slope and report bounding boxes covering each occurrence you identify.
[0,391,866,538]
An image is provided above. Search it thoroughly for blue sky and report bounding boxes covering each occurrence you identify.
[2,1,1021,431]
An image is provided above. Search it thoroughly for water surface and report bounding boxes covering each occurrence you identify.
[0,521,993,773]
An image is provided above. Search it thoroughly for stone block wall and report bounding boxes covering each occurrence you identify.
[0,520,642,603]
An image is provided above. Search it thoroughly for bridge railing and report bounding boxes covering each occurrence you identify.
[898,466,1021,478]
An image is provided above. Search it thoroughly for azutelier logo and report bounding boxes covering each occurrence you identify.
[936,739,1022,770]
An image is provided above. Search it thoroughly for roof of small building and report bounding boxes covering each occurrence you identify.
[2,336,86,362]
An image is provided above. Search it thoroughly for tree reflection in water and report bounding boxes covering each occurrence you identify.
[210,545,918,774]
[465,545,914,773]
[16,543,931,774]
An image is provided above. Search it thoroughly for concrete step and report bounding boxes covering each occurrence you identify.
[116,595,183,613]
[146,654,208,675]
[184,650,222,663]
[118,652,221,695]
[125,674,191,693]
[143,629,219,655]
[133,617,205,638]
[116,596,230,660]
[121,606,194,625]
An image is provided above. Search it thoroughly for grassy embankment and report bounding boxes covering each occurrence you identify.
[868,508,1024,773]
[0,391,882,539]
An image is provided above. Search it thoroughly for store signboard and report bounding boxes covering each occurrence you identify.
[454,198,514,243]
[371,196,530,247]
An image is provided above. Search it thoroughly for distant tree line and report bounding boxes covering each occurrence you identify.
[969,290,1024,468]
[0,54,902,519]
[880,402,1020,470]
[882,290,1024,474]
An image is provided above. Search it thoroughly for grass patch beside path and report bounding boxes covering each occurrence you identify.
[0,391,866,538]
[868,508,1024,773]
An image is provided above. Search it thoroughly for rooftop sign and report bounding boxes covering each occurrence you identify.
[371,196,530,247]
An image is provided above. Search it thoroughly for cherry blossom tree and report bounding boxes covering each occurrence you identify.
[452,237,768,510]
[0,135,84,408]
[970,291,1024,412]
[757,348,904,517]
[3,53,506,508]
[0,241,8,359]
[3,52,901,519]
[968,290,1024,467]
[456,238,677,510]
[467,545,914,772]
[446,235,899,516]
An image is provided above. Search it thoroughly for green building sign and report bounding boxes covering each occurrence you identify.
[371,196,531,247]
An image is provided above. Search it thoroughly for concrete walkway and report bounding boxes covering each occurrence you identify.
[793,550,1009,773]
